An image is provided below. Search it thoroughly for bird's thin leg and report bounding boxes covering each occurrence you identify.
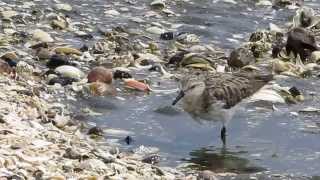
[220,125,226,145]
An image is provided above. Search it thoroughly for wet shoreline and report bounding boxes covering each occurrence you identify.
[0,0,319,179]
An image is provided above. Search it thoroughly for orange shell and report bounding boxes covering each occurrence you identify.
[124,79,150,92]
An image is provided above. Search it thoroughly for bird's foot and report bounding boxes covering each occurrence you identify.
[220,126,227,145]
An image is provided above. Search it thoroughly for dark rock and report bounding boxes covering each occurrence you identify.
[124,136,133,145]
[142,154,160,164]
[2,58,17,67]
[75,33,93,39]
[249,31,264,42]
[167,51,189,66]
[80,44,89,52]
[113,70,132,79]
[7,175,24,180]
[63,148,81,160]
[47,54,73,69]
[272,43,284,58]
[271,32,286,58]
[87,126,104,136]
[30,42,48,49]
[48,76,77,86]
[12,31,29,39]
[289,86,301,97]
[300,10,313,28]
[286,27,318,61]
[160,32,174,40]
[272,0,303,9]
[228,47,255,68]
[149,64,161,72]
[33,170,44,180]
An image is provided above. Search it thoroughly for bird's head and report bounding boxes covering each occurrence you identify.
[172,72,206,105]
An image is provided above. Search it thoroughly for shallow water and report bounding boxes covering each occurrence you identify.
[67,0,320,177]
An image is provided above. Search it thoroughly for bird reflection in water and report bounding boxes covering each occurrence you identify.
[184,146,266,173]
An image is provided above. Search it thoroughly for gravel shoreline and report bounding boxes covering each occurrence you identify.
[0,0,319,179]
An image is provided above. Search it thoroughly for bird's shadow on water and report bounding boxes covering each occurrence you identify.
[183,145,267,174]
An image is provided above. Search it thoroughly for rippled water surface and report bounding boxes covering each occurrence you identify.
[66,0,320,176]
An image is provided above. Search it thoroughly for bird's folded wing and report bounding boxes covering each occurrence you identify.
[203,72,273,109]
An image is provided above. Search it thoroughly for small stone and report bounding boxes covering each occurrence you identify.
[113,70,132,79]
[47,54,73,69]
[48,76,77,86]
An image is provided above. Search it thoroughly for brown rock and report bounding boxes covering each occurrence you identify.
[1,51,18,60]
[0,60,12,74]
[87,67,113,84]
[228,47,255,68]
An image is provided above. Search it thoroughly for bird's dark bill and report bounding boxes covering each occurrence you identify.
[172,91,185,105]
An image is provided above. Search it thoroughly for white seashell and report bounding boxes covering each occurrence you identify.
[55,3,73,11]
[16,61,34,75]
[32,29,54,43]
[150,0,166,9]
[54,65,85,80]
[146,26,165,35]
[249,85,286,104]
[105,10,120,16]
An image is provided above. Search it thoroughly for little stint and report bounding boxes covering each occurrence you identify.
[172,71,272,144]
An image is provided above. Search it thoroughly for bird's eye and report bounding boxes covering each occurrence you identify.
[190,85,196,89]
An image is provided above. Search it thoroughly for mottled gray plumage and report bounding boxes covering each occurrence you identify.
[173,71,272,144]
